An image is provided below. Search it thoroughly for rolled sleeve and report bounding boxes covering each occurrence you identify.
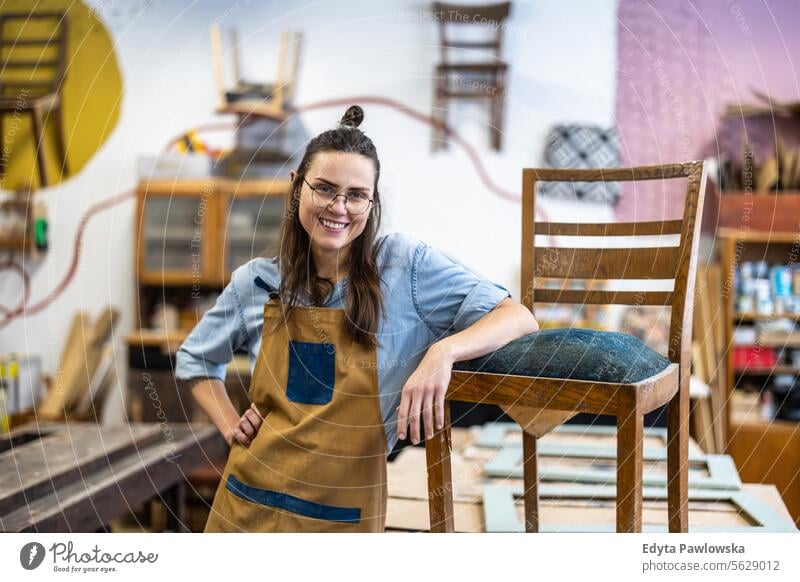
[175,276,249,382]
[412,242,512,337]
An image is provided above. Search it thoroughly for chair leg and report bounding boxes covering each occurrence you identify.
[52,104,69,176]
[432,85,446,152]
[30,107,49,187]
[0,111,6,176]
[667,386,689,532]
[522,431,539,532]
[425,405,454,532]
[616,394,643,532]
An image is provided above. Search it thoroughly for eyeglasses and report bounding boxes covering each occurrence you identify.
[303,177,375,215]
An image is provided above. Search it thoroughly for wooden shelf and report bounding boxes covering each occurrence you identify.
[125,329,188,352]
[735,366,799,375]
[0,237,29,251]
[735,312,800,322]
[718,193,800,235]
[718,227,800,243]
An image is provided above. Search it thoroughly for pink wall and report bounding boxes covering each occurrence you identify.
[614,0,800,221]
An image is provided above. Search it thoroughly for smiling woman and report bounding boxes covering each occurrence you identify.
[176,104,539,532]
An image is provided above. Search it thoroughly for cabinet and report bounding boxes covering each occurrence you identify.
[127,177,290,424]
[136,178,289,286]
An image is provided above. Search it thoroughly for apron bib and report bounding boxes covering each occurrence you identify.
[204,297,388,532]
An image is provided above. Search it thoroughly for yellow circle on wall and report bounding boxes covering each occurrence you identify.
[0,0,122,190]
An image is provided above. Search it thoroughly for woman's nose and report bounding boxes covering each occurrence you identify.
[327,196,348,214]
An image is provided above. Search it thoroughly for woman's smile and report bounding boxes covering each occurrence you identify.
[318,216,350,233]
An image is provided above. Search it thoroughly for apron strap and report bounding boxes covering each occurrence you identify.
[254,275,281,302]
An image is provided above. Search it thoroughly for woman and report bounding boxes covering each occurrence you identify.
[176,105,539,532]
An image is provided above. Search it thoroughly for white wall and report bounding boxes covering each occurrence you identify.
[0,0,619,422]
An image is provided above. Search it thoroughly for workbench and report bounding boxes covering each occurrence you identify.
[0,421,226,532]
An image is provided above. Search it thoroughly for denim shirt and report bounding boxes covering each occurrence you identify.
[175,232,512,450]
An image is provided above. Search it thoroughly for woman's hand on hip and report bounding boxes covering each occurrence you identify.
[228,403,264,447]
[397,342,454,445]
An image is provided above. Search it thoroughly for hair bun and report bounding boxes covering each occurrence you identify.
[338,105,364,129]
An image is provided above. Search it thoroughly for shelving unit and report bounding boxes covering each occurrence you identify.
[718,224,800,526]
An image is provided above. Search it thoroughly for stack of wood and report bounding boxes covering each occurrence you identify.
[718,139,800,193]
[385,424,796,532]
[36,306,120,422]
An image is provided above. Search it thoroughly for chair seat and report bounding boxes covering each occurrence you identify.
[454,328,670,384]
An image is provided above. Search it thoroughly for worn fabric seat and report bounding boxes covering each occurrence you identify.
[454,328,670,384]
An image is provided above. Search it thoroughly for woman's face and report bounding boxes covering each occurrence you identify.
[292,151,376,258]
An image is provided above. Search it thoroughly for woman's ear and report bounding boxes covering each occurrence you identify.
[289,170,297,183]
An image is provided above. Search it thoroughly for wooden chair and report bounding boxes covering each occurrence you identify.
[210,24,303,122]
[425,162,708,532]
[0,11,69,187]
[432,2,511,151]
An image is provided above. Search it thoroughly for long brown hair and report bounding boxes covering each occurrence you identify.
[276,105,384,349]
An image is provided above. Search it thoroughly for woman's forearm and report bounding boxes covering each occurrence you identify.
[189,377,241,445]
[432,298,539,364]
[397,298,539,443]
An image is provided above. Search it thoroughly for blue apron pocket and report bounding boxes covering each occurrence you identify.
[226,474,360,523]
[286,340,335,404]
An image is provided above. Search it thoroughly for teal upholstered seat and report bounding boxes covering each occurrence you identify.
[454,328,670,384]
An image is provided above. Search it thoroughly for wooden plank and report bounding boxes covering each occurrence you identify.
[482,484,797,533]
[533,246,680,280]
[387,489,788,532]
[483,443,741,490]
[37,312,90,417]
[0,424,226,532]
[534,220,684,236]
[0,423,162,516]
[477,425,707,462]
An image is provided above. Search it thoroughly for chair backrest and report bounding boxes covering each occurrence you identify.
[0,11,68,99]
[521,162,708,374]
[433,2,511,64]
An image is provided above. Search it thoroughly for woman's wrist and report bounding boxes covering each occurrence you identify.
[428,339,457,365]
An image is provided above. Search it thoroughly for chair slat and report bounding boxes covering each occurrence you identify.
[533,246,681,279]
[3,59,59,68]
[0,39,59,46]
[533,289,674,305]
[527,164,694,182]
[534,220,683,236]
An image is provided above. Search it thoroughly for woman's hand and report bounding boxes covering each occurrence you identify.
[227,403,265,447]
[396,343,454,444]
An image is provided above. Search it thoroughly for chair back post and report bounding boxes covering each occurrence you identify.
[667,161,708,385]
[665,161,707,532]
[521,168,537,312]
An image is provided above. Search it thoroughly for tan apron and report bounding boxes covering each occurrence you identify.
[204,295,388,532]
